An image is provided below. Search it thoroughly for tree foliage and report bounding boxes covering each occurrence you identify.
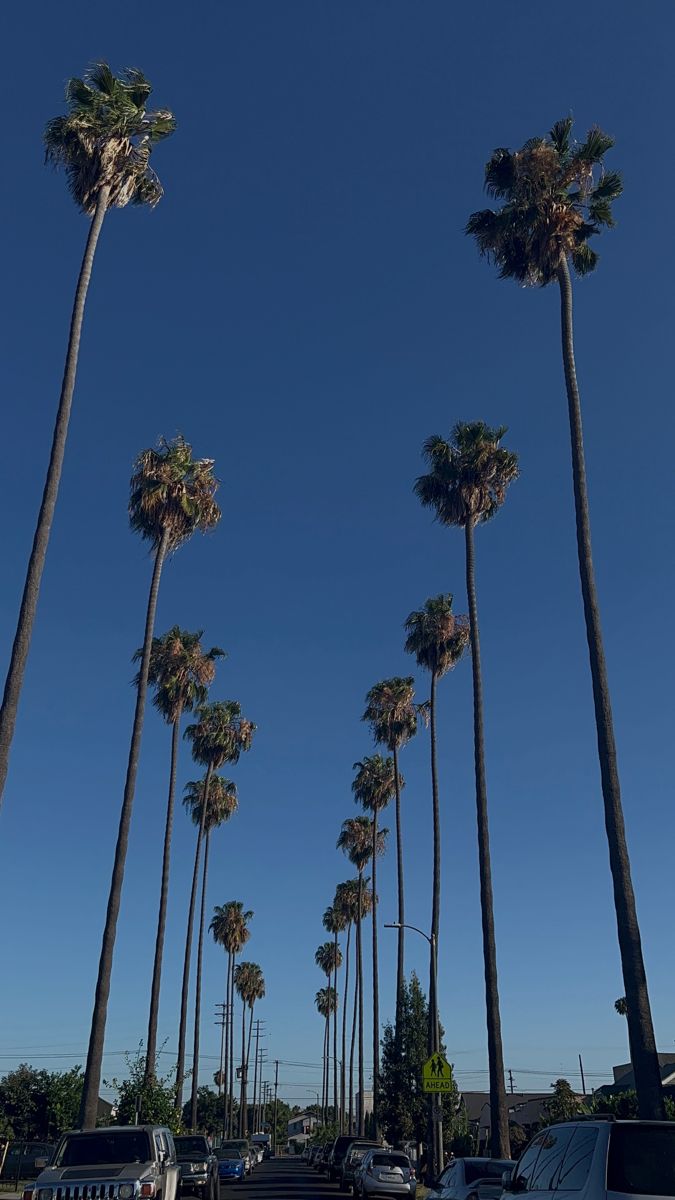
[105,1050,182,1132]
[0,1064,83,1140]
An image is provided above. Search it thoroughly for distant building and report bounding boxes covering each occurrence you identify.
[594,1054,675,1097]
[460,1092,553,1151]
[287,1112,319,1145]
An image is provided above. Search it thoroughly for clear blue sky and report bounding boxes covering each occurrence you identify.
[1,0,674,1108]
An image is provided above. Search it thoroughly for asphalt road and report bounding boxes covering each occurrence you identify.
[219,1159,338,1200]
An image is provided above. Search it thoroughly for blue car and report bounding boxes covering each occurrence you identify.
[217,1149,245,1183]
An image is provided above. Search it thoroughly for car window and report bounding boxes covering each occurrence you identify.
[513,1133,548,1191]
[55,1132,152,1167]
[372,1154,410,1168]
[175,1137,208,1155]
[556,1128,599,1191]
[608,1124,675,1196]
[465,1161,511,1184]
[528,1128,575,1192]
[438,1163,456,1187]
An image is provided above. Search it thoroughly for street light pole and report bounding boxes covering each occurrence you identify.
[385,921,442,1179]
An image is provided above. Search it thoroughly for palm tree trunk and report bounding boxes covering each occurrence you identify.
[349,936,358,1134]
[0,186,110,811]
[175,761,215,1114]
[252,1020,260,1133]
[371,811,380,1136]
[229,958,236,1136]
[333,930,339,1125]
[222,953,232,1138]
[190,829,211,1130]
[322,1009,329,1122]
[79,523,169,1129]
[239,1000,246,1137]
[393,743,405,1040]
[357,871,365,1137]
[341,921,351,1132]
[145,708,182,1085]
[464,516,508,1158]
[557,258,664,1120]
[429,668,443,1172]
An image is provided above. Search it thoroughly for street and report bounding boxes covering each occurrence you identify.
[218,1159,337,1200]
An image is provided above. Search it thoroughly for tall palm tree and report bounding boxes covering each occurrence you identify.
[315,985,338,1121]
[351,756,394,1133]
[234,962,265,1136]
[0,64,175,812]
[211,902,253,1136]
[316,939,342,1122]
[338,816,381,1135]
[78,438,220,1129]
[184,776,238,1129]
[415,421,518,1157]
[334,879,359,1131]
[323,905,347,1127]
[466,118,664,1123]
[362,679,417,1034]
[138,628,225,1085]
[177,701,256,1116]
[404,596,469,1040]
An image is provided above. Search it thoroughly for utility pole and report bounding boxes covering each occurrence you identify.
[579,1054,587,1097]
[508,1070,515,1095]
[273,1061,279,1156]
[214,1004,228,1096]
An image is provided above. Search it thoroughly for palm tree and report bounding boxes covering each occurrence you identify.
[362,679,417,1034]
[316,939,342,1122]
[315,985,338,1121]
[334,879,359,1131]
[177,702,256,1117]
[138,628,225,1085]
[233,962,265,1136]
[210,902,253,1136]
[466,118,664,1123]
[0,64,175,812]
[338,816,382,1135]
[404,597,469,1043]
[78,437,220,1129]
[415,421,517,1157]
[351,755,394,1133]
[184,775,238,1129]
[323,905,347,1127]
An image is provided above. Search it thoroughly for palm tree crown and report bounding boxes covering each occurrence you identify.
[183,775,238,832]
[352,754,399,815]
[404,595,470,678]
[136,627,225,724]
[362,678,418,752]
[44,62,176,215]
[316,987,338,1019]
[210,902,253,956]
[234,962,265,1007]
[323,903,348,938]
[315,940,343,977]
[465,117,621,285]
[337,816,386,873]
[129,435,221,553]
[185,700,256,770]
[415,421,518,528]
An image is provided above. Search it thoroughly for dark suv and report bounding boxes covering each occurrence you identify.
[340,1141,382,1192]
[328,1138,377,1183]
[173,1136,218,1200]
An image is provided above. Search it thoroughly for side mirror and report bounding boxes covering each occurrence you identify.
[502,1171,515,1191]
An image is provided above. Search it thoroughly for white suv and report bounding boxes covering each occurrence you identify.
[503,1119,675,1200]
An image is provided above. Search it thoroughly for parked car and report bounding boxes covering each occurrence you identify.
[215,1147,245,1184]
[502,1118,675,1200]
[308,1145,322,1166]
[317,1143,333,1173]
[428,1157,513,1200]
[1,1142,53,1184]
[331,1139,382,1186]
[218,1140,251,1175]
[354,1149,417,1198]
[340,1142,383,1192]
[22,1126,179,1200]
[174,1135,218,1200]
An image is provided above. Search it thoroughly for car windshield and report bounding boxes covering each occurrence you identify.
[465,1161,512,1184]
[174,1138,208,1156]
[216,1150,242,1161]
[372,1154,410,1168]
[608,1124,675,1196]
[55,1133,152,1167]
[350,1146,379,1162]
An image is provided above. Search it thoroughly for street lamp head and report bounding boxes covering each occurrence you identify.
[384,922,401,929]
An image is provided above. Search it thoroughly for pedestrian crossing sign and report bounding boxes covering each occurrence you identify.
[422,1053,453,1092]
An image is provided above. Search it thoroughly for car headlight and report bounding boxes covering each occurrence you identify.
[38,1188,53,1200]
[119,1185,134,1199]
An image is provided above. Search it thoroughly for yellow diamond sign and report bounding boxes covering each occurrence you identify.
[422,1053,453,1092]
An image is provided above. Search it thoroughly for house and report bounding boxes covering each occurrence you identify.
[594,1054,675,1097]
[287,1112,319,1145]
[459,1092,554,1150]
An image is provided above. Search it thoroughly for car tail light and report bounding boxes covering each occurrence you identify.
[140,1185,155,1198]
[410,1169,416,1179]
